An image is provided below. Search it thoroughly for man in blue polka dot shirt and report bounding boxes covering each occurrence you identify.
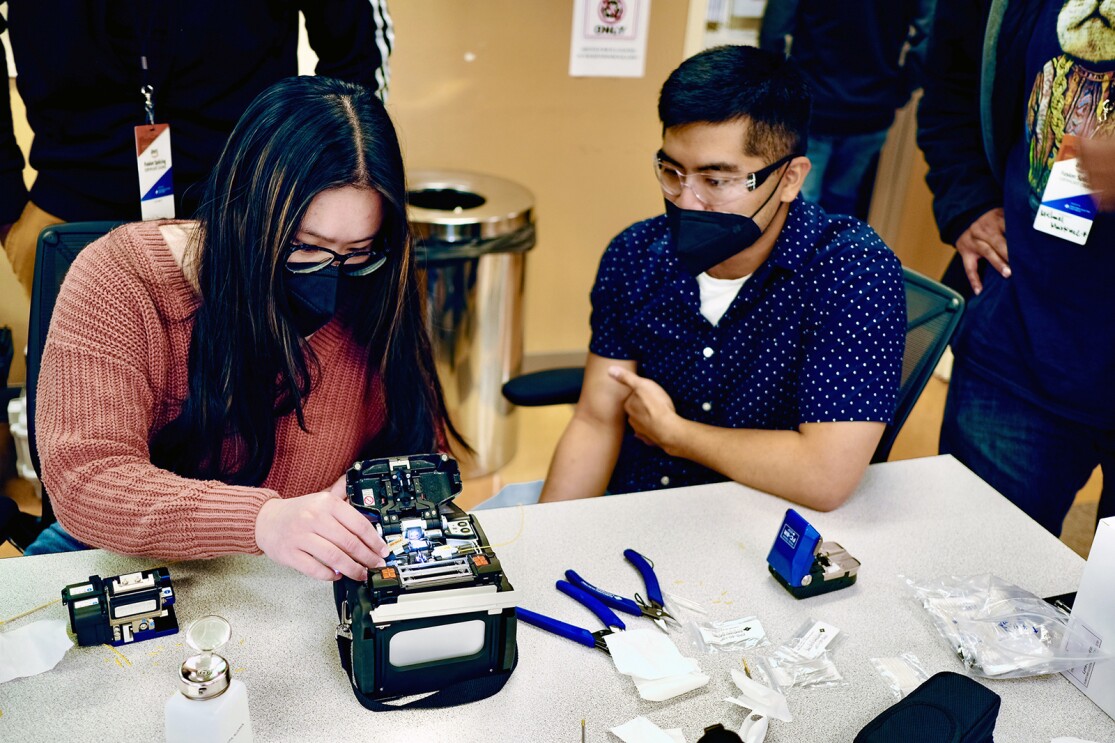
[540,45,906,510]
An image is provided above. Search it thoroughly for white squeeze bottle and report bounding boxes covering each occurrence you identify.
[165,615,254,743]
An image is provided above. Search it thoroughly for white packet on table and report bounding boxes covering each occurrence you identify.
[869,653,930,698]
[755,646,847,689]
[784,617,843,659]
[688,616,769,654]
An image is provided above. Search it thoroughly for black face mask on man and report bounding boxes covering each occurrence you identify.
[285,265,341,337]
[666,164,790,276]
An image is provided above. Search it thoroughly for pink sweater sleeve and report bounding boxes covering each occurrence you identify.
[36,233,276,559]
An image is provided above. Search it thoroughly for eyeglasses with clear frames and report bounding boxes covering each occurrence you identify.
[284,239,387,276]
[654,153,797,207]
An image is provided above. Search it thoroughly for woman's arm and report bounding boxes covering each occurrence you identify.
[38,234,387,577]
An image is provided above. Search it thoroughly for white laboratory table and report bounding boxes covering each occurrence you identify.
[1,455,1112,742]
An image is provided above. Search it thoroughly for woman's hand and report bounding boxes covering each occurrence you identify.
[255,476,390,581]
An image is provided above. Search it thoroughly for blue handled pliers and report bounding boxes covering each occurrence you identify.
[565,548,679,633]
[517,580,627,655]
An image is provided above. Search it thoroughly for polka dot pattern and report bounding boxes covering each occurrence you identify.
[589,199,906,494]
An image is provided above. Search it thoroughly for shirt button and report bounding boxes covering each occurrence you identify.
[660,476,670,486]
[703,347,714,358]
[702,402,712,412]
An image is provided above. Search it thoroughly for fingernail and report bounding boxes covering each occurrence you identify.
[1002,267,1011,278]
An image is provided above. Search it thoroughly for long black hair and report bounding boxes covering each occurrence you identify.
[151,75,463,485]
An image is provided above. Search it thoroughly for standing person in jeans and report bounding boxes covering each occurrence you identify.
[0,1,393,298]
[918,0,1115,535]
[761,0,935,219]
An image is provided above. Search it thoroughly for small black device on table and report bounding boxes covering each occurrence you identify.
[766,509,860,599]
[61,567,177,646]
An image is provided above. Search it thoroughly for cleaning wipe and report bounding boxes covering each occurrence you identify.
[605,628,711,701]
[605,628,698,680]
[610,716,686,743]
[725,668,792,721]
[738,713,769,743]
[0,619,74,683]
[631,657,710,702]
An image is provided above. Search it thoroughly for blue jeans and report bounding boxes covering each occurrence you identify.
[940,361,1115,536]
[23,521,91,555]
[801,130,889,219]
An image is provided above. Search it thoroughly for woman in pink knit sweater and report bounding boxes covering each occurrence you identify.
[27,77,463,582]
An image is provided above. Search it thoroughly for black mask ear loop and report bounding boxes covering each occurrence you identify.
[746,158,794,222]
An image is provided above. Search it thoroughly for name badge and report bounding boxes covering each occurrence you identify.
[1033,133,1096,245]
[135,123,175,220]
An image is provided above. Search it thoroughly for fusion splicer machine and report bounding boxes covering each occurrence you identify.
[766,509,860,599]
[61,568,178,646]
[334,454,518,707]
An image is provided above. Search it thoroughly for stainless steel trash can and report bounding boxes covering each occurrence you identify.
[409,170,535,478]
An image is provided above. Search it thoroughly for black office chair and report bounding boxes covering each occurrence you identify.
[501,266,964,464]
[871,267,964,462]
[0,221,124,551]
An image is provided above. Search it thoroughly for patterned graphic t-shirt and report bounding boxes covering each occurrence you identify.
[958,0,1115,425]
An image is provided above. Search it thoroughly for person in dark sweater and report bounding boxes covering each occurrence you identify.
[0,1,393,297]
[760,0,934,219]
[918,0,1115,536]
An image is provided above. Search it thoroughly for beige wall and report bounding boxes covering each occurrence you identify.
[869,96,956,280]
[1,4,692,382]
[2,3,953,381]
[386,1,691,356]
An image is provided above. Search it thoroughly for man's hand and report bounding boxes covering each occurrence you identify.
[955,207,1009,295]
[1080,137,1115,212]
[608,366,684,453]
[255,475,390,581]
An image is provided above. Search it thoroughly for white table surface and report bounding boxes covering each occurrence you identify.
[1,455,1112,742]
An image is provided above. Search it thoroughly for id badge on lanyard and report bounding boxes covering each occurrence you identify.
[135,83,175,220]
[1033,133,1096,245]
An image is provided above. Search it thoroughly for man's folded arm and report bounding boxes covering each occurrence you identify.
[662,419,885,511]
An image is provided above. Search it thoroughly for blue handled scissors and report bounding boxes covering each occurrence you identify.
[565,548,679,633]
[517,580,627,655]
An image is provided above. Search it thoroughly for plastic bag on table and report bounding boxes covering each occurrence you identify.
[687,615,769,654]
[869,653,930,699]
[901,573,1109,678]
[753,646,847,689]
